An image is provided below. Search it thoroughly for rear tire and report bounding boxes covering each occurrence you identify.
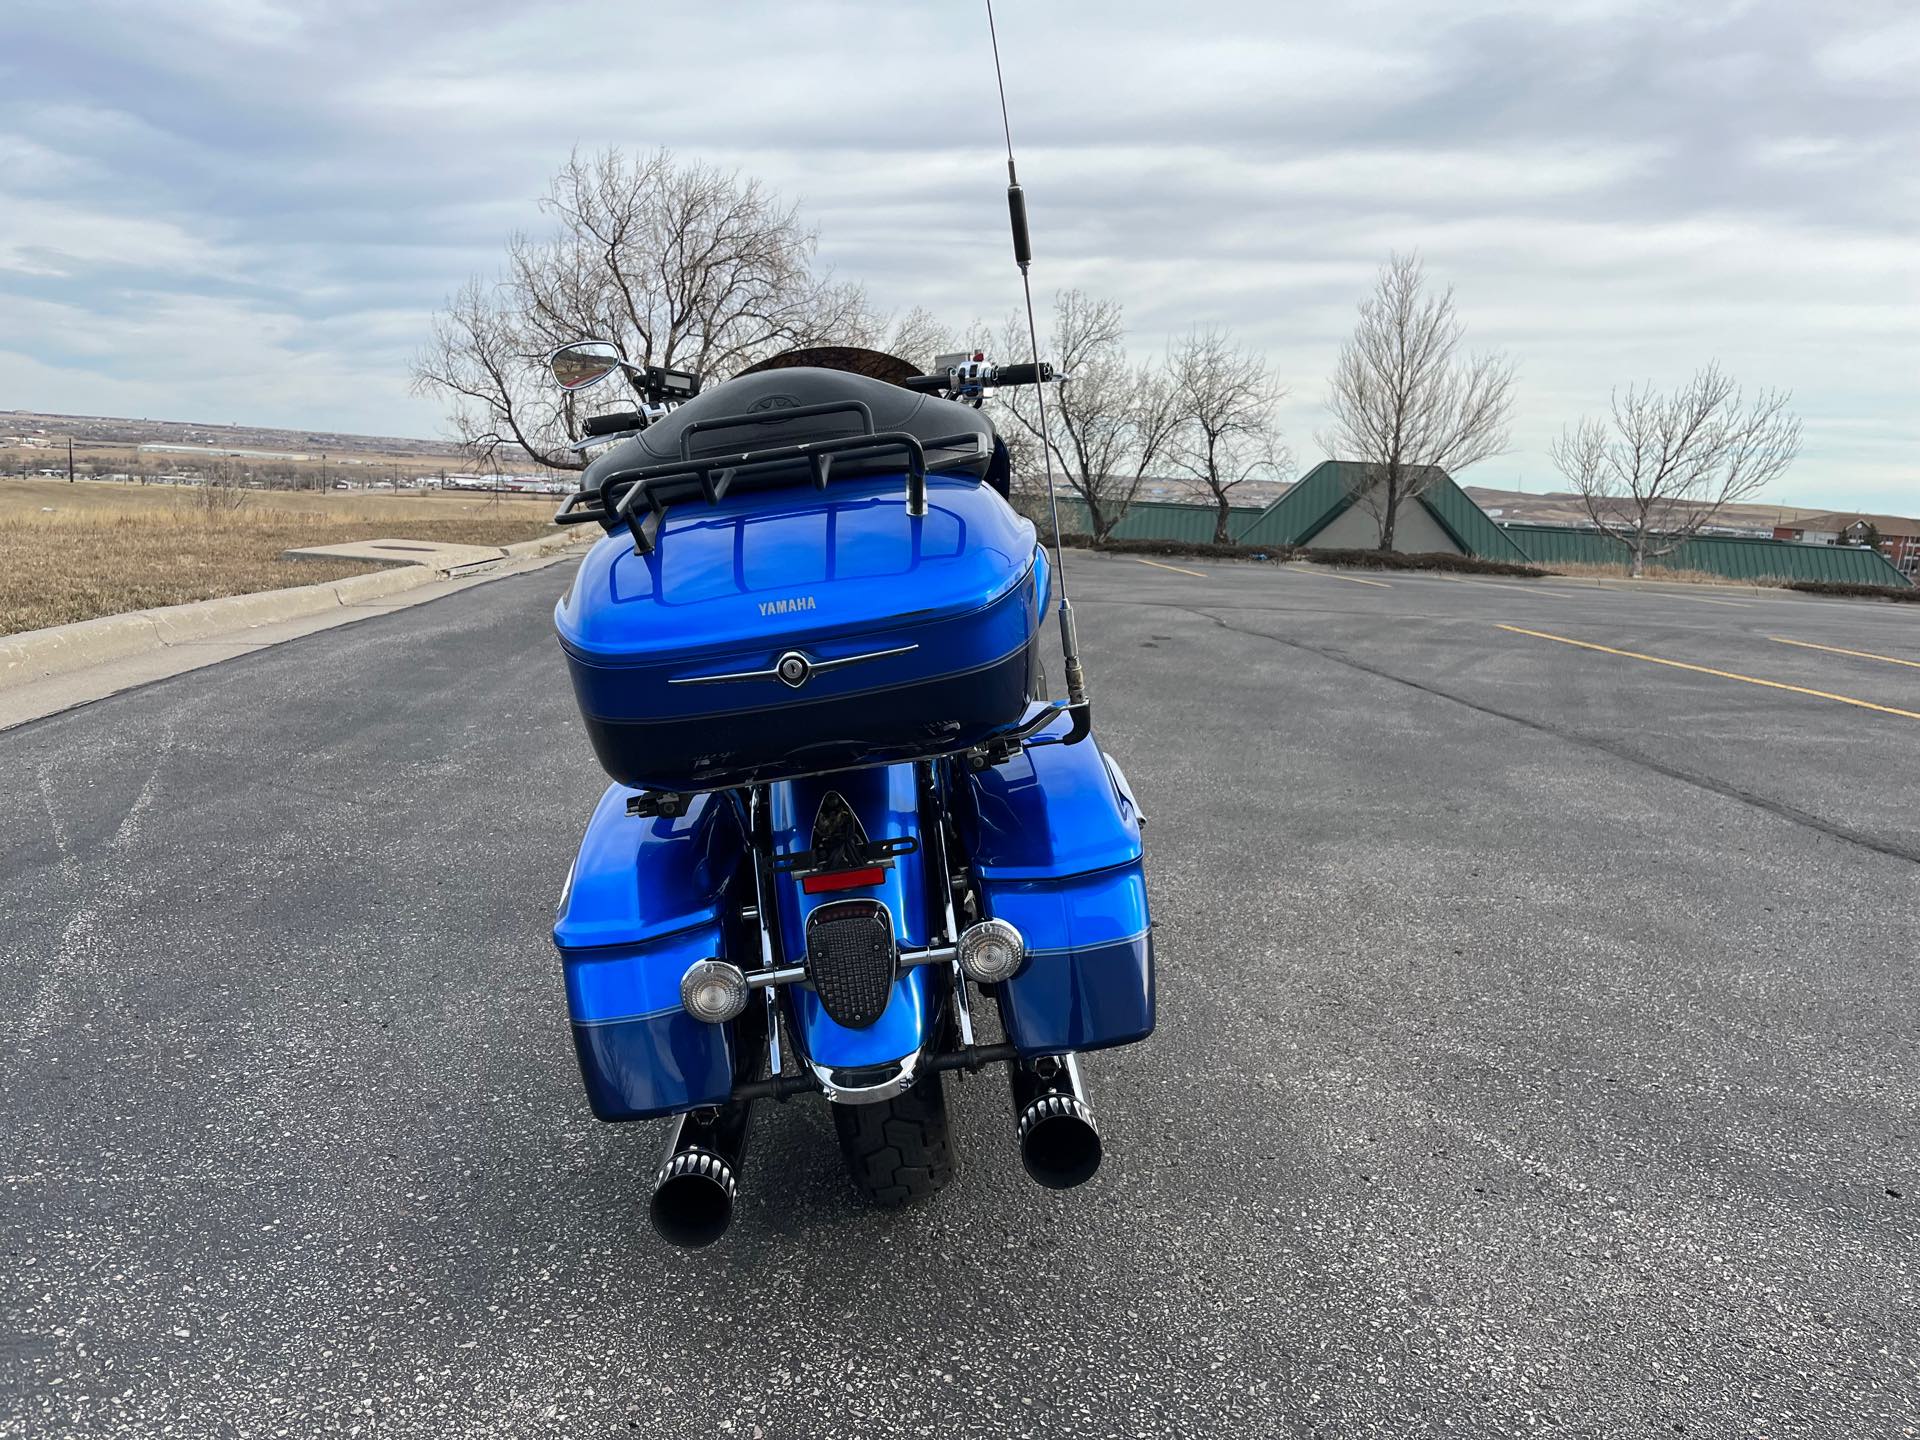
[832,1071,956,1208]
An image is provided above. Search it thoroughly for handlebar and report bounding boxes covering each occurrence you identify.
[582,410,642,436]
[900,360,1056,394]
[991,361,1053,387]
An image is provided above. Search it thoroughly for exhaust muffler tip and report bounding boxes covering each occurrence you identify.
[649,1147,738,1249]
[1013,1059,1105,1198]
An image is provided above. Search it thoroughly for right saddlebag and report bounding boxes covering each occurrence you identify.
[955,714,1154,1056]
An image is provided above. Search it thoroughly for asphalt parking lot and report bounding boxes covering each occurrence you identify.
[2,552,1916,1439]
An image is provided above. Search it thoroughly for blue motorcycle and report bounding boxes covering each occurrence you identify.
[545,341,1153,1246]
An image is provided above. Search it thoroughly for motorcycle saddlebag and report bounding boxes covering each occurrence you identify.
[955,712,1154,1055]
[556,477,1042,793]
[551,785,748,1121]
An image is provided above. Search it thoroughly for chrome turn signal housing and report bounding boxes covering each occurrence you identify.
[680,958,749,1023]
[955,918,1026,984]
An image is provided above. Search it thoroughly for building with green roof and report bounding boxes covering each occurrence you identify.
[1232,461,1531,561]
[1037,460,1911,586]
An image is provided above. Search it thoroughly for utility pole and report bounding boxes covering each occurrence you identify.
[67,437,75,483]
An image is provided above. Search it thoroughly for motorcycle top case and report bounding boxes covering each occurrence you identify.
[556,475,1044,793]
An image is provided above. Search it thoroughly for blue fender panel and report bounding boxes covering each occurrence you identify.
[570,1011,735,1121]
[984,870,1154,1054]
[552,786,746,1120]
[956,716,1155,1055]
[769,764,937,1071]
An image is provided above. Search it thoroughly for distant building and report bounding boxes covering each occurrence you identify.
[1773,511,1920,578]
[1232,461,1531,560]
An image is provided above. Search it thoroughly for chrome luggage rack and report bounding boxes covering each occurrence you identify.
[553,398,986,555]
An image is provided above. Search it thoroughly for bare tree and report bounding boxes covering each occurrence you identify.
[1165,326,1290,543]
[1551,364,1800,577]
[413,148,885,471]
[1319,253,1515,549]
[851,306,954,370]
[190,459,251,515]
[988,291,1181,543]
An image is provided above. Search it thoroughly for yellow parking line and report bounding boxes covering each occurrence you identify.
[1132,556,1208,579]
[1497,624,1920,722]
[1770,635,1920,671]
[1293,568,1392,589]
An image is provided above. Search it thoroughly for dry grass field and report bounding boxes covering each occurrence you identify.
[0,478,561,636]
[1540,559,1784,586]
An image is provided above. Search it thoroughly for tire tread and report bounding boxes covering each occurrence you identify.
[832,1074,955,1208]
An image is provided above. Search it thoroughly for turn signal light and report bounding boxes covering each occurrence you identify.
[956,918,1026,984]
[680,958,749,1023]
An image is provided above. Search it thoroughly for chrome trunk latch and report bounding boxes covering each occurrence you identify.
[668,643,919,689]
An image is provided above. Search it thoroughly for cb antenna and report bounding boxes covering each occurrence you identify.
[986,0,1090,725]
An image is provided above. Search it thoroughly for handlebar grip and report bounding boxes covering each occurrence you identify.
[992,362,1054,387]
[898,374,950,393]
[583,410,642,436]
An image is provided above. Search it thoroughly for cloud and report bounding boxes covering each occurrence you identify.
[0,0,1914,510]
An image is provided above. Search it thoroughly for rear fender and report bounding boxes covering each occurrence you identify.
[767,763,938,1074]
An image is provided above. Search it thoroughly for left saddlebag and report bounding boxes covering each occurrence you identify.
[551,785,749,1120]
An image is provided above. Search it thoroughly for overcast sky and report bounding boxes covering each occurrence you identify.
[2,0,1914,509]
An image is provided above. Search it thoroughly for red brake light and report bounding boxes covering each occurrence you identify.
[802,866,886,894]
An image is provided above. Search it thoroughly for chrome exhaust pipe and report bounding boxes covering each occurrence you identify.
[1009,1053,1102,1190]
[648,1102,752,1248]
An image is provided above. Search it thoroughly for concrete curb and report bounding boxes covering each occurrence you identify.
[1,531,595,691]
[502,530,594,560]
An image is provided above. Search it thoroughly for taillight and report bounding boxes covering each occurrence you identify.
[801,866,886,894]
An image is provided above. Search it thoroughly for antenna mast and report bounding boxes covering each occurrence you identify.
[985,0,1089,718]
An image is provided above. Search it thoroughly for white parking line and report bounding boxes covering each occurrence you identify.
[1442,576,1585,600]
[1653,593,1752,609]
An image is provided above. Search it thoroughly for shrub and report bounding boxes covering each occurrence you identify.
[1035,532,1555,578]
[1052,533,1296,562]
[1299,547,1551,579]
[1783,580,1920,602]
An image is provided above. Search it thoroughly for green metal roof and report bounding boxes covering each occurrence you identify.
[1419,475,1532,561]
[1230,461,1352,546]
[1233,460,1530,560]
[1502,523,1915,587]
[1024,476,1913,587]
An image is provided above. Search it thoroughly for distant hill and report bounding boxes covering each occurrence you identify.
[1462,487,1844,536]
[0,410,463,461]
[1132,475,1293,508]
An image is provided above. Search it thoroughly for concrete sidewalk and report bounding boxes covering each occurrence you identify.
[282,538,521,573]
[0,533,590,730]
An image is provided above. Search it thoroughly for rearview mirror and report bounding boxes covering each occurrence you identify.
[548,340,626,392]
